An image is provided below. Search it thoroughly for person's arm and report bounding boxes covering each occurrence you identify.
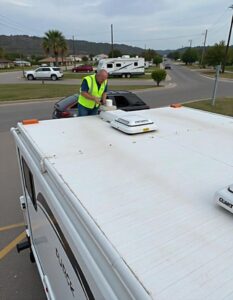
[101,83,108,105]
[80,79,101,104]
[101,92,107,105]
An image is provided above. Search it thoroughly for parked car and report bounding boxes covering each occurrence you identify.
[72,65,93,73]
[52,91,150,119]
[24,67,63,81]
[164,63,171,69]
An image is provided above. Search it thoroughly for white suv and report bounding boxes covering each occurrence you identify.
[24,67,63,81]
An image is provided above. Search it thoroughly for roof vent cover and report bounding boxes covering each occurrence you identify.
[111,114,158,134]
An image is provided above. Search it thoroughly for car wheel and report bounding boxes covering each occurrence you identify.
[126,73,131,78]
[73,70,76,73]
[121,74,126,78]
[27,74,34,80]
[51,75,57,81]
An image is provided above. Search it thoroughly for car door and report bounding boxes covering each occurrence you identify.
[35,67,50,79]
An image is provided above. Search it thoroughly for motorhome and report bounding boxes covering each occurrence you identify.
[97,56,145,78]
[11,106,233,300]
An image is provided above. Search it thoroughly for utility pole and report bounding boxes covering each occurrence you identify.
[72,35,76,66]
[222,5,233,73]
[212,65,221,106]
[188,39,192,48]
[111,24,114,58]
[200,29,208,67]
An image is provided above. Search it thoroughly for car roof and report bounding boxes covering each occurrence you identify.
[55,94,78,109]
[107,90,134,95]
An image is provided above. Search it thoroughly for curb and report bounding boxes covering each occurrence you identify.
[0,97,60,106]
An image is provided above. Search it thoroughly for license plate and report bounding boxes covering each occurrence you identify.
[143,128,149,132]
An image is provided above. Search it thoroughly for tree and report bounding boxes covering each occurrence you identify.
[108,49,122,58]
[229,47,233,65]
[153,55,162,66]
[167,51,180,60]
[141,49,158,61]
[151,69,166,86]
[0,48,4,59]
[182,48,198,65]
[204,41,226,67]
[89,53,94,61]
[82,56,88,62]
[42,30,67,66]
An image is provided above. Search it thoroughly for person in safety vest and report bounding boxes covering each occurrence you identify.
[78,69,108,116]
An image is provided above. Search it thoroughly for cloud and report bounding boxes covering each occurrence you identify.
[0,0,232,49]
[4,0,32,7]
[98,0,167,16]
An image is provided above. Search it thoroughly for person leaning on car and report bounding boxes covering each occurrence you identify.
[78,69,108,116]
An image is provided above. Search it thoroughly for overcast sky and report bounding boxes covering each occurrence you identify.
[1,0,233,50]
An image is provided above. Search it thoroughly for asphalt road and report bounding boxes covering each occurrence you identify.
[0,63,232,300]
[137,64,233,108]
[0,70,154,86]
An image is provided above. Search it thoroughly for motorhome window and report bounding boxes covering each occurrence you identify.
[134,62,138,66]
[116,63,121,67]
[22,157,37,210]
[107,64,113,68]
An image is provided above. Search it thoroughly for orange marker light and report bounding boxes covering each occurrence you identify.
[22,119,39,125]
[170,103,182,108]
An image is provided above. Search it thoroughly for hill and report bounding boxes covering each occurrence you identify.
[0,35,145,56]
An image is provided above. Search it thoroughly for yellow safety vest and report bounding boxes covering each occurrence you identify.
[78,75,107,109]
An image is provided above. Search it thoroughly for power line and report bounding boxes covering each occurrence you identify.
[0,14,41,35]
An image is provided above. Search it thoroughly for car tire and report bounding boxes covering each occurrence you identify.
[121,74,126,78]
[73,70,76,73]
[27,74,34,80]
[126,73,131,78]
[51,75,57,81]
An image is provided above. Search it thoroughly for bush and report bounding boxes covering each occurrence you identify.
[151,69,167,86]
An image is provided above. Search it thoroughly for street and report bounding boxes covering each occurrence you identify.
[0,63,232,300]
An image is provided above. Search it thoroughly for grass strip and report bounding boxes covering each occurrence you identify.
[63,72,153,80]
[202,70,233,79]
[183,97,233,117]
[0,84,155,101]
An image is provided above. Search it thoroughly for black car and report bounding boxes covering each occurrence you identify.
[164,63,171,69]
[52,91,150,119]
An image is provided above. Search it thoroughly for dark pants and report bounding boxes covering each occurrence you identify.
[78,103,99,117]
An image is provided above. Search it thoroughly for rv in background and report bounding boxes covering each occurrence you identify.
[97,55,145,78]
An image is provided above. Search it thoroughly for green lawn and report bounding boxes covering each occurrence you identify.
[0,66,32,73]
[226,66,233,72]
[202,70,233,79]
[183,97,233,117]
[63,72,152,80]
[0,84,155,101]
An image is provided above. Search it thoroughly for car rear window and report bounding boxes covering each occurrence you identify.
[53,67,61,71]
[125,94,145,105]
[56,94,78,109]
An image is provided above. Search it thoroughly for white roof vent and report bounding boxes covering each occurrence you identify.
[215,184,233,213]
[111,114,158,134]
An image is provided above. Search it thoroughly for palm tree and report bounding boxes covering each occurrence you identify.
[42,30,67,66]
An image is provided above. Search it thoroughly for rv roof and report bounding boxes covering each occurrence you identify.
[18,107,233,300]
